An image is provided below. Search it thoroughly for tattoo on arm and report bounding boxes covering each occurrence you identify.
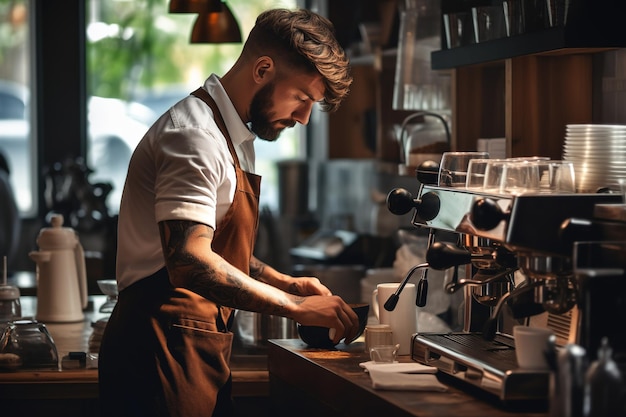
[158,220,290,315]
[249,258,266,280]
[159,219,217,271]
[159,220,235,302]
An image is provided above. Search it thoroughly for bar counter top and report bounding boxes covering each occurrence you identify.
[267,339,548,417]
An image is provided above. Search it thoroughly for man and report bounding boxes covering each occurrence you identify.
[98,8,357,417]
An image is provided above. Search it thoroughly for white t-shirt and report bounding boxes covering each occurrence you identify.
[115,75,256,291]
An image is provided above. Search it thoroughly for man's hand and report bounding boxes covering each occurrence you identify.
[284,275,332,296]
[290,295,360,345]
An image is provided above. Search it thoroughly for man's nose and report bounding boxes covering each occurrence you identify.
[292,101,315,125]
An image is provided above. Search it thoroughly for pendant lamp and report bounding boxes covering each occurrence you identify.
[169,0,221,14]
[190,2,242,44]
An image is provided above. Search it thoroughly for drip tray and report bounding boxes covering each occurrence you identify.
[412,332,549,402]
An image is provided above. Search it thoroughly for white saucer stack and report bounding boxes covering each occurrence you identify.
[562,124,626,193]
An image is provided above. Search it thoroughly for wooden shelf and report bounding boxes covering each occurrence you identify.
[434,0,626,70]
[432,26,621,69]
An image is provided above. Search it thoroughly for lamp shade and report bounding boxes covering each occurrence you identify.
[169,0,221,14]
[190,2,242,44]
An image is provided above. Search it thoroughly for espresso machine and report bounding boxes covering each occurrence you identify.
[386,163,625,403]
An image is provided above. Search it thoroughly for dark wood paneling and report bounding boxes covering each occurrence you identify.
[508,54,593,158]
[453,63,506,151]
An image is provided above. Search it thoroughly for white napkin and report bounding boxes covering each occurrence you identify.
[359,361,447,392]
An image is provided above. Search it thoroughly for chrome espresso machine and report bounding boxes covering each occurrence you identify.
[386,163,626,403]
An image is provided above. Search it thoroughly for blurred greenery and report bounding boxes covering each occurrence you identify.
[0,0,28,83]
[0,0,299,98]
[86,0,297,100]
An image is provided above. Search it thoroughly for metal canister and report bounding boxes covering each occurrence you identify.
[0,284,21,322]
[550,343,587,417]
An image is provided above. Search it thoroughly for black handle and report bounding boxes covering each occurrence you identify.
[426,241,471,270]
[384,294,399,311]
[416,275,428,308]
[470,198,508,231]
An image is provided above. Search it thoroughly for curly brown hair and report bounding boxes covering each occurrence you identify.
[242,8,352,112]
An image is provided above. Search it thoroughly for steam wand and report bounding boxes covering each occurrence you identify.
[384,262,429,311]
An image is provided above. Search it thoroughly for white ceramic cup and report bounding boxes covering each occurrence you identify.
[372,283,418,355]
[513,325,554,369]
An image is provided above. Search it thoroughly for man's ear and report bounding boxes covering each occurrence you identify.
[253,56,275,84]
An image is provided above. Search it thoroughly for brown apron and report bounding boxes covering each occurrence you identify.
[98,88,261,417]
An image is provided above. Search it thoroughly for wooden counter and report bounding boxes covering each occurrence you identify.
[267,339,548,417]
[0,296,269,417]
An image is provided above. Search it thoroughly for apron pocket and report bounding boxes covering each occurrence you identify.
[155,317,234,417]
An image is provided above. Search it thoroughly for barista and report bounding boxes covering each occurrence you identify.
[98,8,357,417]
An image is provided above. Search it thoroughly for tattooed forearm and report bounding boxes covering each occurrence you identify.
[249,258,266,280]
[187,261,252,306]
[189,262,290,316]
[158,220,294,316]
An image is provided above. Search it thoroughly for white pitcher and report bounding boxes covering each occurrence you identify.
[372,283,418,355]
[29,214,87,322]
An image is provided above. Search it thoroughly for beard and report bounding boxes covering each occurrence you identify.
[249,81,295,142]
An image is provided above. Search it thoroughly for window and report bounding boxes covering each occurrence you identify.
[0,0,308,217]
[0,0,34,215]
[86,0,303,214]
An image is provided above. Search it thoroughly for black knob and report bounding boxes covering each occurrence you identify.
[426,241,472,270]
[416,192,440,222]
[416,160,440,185]
[470,198,508,231]
[386,188,417,215]
[386,188,441,220]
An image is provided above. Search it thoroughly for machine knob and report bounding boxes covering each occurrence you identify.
[426,241,472,270]
[470,198,508,231]
[386,189,441,221]
[415,160,440,185]
[386,188,417,215]
[417,192,440,221]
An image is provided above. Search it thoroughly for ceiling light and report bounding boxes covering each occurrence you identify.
[190,2,242,44]
[169,0,221,14]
